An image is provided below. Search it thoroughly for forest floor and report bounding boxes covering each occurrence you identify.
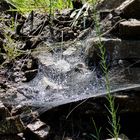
[0,0,140,140]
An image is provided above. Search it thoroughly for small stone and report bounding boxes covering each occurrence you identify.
[27,119,46,131]
[33,127,50,139]
[25,119,50,140]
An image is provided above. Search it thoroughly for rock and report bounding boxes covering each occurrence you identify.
[11,105,26,116]
[27,119,46,131]
[21,57,38,82]
[118,39,140,59]
[0,101,11,120]
[85,37,140,67]
[10,104,39,126]
[85,37,121,67]
[18,107,39,125]
[72,0,83,9]
[25,119,50,140]
[115,0,140,19]
[0,116,25,135]
[99,10,112,20]
[119,19,140,39]
[24,69,38,82]
[97,0,126,10]
[0,0,11,12]
[114,93,140,113]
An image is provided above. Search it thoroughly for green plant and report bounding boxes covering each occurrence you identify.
[3,34,23,62]
[7,0,37,14]
[92,0,120,139]
[0,18,26,63]
[7,0,73,15]
[90,118,102,140]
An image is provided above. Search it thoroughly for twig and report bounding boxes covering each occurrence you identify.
[66,98,88,119]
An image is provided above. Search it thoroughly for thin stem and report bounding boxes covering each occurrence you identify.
[92,0,120,139]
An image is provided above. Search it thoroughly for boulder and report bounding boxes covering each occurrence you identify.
[85,37,121,67]
[97,0,126,10]
[119,19,140,39]
[115,0,140,19]
[118,39,140,59]
[85,37,140,67]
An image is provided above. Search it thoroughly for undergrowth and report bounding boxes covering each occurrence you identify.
[0,18,27,66]
[6,0,97,15]
[7,0,73,14]
[3,34,21,61]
